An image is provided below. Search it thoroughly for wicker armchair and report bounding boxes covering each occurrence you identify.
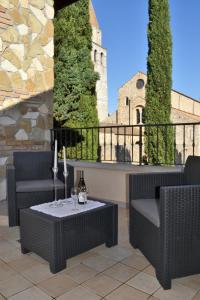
[7,151,74,227]
[129,156,200,289]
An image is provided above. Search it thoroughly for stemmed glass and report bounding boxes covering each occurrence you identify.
[71,187,79,211]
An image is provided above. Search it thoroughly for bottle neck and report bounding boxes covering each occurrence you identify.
[80,171,84,179]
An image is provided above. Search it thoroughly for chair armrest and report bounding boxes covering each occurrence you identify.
[6,164,17,226]
[160,184,200,208]
[6,164,16,190]
[158,185,200,283]
[160,184,200,229]
[129,172,184,200]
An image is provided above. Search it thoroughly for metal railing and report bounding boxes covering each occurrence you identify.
[51,122,200,165]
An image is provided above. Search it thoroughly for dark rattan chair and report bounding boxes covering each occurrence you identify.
[129,156,200,289]
[7,151,74,227]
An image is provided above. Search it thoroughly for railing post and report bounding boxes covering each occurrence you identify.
[139,126,143,165]
[193,124,195,156]
[183,125,186,164]
[50,129,54,150]
[97,127,101,162]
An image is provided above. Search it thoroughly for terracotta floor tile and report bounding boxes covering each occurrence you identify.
[57,286,101,300]
[174,274,200,291]
[193,291,200,299]
[127,272,160,295]
[83,274,121,297]
[105,284,149,300]
[154,282,196,300]
[8,255,41,272]
[37,273,78,298]
[67,251,97,268]
[21,263,54,284]
[103,262,138,283]
[0,259,17,281]
[64,263,98,283]
[8,286,52,300]
[122,253,150,271]
[143,265,156,277]
[82,254,117,272]
[94,245,132,261]
[0,273,33,298]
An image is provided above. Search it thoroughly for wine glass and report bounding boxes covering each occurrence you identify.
[71,187,79,211]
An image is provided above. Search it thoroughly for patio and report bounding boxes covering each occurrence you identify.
[1,200,200,300]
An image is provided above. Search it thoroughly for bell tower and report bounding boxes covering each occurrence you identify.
[89,1,108,122]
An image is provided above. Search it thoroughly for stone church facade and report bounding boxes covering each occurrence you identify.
[103,72,200,163]
[116,72,200,125]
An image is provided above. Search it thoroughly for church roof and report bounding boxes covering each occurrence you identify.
[89,0,100,29]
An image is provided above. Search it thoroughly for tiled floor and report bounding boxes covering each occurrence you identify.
[0,201,200,299]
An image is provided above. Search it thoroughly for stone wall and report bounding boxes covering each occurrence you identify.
[0,0,54,200]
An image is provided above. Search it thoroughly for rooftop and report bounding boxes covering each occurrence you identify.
[89,0,100,29]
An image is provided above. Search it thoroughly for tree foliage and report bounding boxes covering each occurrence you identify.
[54,0,99,160]
[145,0,173,164]
[54,0,99,128]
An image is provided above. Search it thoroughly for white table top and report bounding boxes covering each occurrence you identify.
[31,198,105,218]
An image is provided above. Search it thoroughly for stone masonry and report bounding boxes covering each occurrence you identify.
[0,0,54,200]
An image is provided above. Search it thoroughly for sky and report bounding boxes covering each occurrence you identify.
[92,0,200,113]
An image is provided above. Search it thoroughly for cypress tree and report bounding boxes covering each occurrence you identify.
[145,0,173,164]
[54,0,99,159]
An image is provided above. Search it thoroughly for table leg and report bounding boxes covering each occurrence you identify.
[21,246,30,254]
[50,259,66,273]
[106,204,118,247]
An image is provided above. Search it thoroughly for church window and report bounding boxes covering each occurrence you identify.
[136,106,145,124]
[136,79,145,89]
[142,108,145,123]
[126,97,129,106]
[101,52,104,65]
[94,50,97,62]
[136,109,140,124]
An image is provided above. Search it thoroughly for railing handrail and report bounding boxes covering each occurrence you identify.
[51,122,200,165]
[51,121,200,131]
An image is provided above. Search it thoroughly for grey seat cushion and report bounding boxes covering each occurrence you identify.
[131,198,160,227]
[16,179,64,193]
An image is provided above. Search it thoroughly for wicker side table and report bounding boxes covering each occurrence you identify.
[20,201,118,273]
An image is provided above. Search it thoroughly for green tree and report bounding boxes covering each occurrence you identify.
[145,0,173,164]
[54,0,99,159]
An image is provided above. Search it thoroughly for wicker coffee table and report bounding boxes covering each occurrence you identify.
[20,200,118,273]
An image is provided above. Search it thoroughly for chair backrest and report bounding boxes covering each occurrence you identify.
[184,156,200,185]
[13,151,54,181]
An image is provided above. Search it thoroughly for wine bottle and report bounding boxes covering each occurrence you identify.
[78,171,87,205]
